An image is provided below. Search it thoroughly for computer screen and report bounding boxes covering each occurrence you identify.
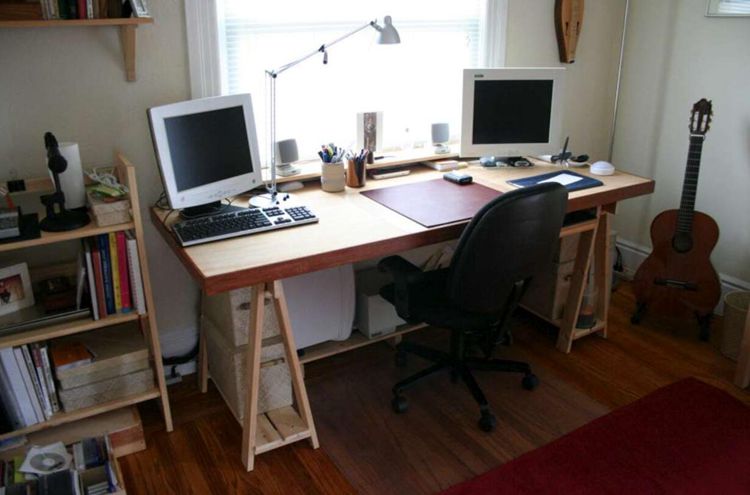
[148,94,262,211]
[460,68,565,158]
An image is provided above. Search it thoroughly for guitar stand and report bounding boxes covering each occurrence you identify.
[630,302,712,342]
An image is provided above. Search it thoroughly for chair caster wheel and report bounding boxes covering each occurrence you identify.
[478,412,496,432]
[392,395,408,414]
[395,350,407,368]
[522,373,539,391]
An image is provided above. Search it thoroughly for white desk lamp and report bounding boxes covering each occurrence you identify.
[250,16,401,208]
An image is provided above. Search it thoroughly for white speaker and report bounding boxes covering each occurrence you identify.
[431,123,450,154]
[275,138,301,177]
[51,142,86,209]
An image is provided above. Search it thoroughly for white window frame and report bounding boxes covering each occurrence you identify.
[185,0,508,99]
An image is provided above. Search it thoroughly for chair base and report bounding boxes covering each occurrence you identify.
[391,339,538,432]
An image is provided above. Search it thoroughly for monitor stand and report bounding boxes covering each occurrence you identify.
[179,201,244,220]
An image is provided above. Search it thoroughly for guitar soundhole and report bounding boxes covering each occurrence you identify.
[672,232,693,253]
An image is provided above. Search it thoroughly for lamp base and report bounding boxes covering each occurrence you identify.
[249,191,293,208]
[40,209,90,232]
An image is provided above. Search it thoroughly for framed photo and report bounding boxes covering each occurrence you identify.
[356,111,384,153]
[706,0,750,16]
[0,262,34,317]
[128,0,150,18]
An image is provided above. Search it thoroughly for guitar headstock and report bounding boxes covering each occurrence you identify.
[689,98,713,136]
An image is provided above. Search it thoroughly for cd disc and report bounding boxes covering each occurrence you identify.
[29,452,66,473]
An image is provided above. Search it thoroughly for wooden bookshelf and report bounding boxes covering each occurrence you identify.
[0,388,160,442]
[0,153,173,444]
[0,17,153,81]
[0,312,140,349]
[0,219,135,253]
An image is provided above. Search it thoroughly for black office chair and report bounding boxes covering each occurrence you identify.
[378,182,568,431]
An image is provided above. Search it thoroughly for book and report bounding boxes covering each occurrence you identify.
[0,364,23,432]
[108,233,122,313]
[11,348,43,423]
[96,235,115,315]
[30,344,54,418]
[39,344,61,414]
[77,0,86,19]
[83,241,99,321]
[421,159,467,171]
[115,232,132,313]
[125,231,146,315]
[50,342,94,372]
[0,348,38,427]
[20,346,51,420]
[89,239,107,319]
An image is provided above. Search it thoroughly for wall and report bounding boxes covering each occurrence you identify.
[611,0,750,283]
[0,1,198,357]
[506,0,627,162]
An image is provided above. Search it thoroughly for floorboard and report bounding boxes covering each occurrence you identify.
[119,282,749,494]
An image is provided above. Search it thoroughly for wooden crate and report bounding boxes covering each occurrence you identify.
[204,317,292,421]
[522,260,575,321]
[202,288,281,347]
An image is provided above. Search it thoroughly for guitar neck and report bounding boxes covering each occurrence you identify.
[676,135,704,234]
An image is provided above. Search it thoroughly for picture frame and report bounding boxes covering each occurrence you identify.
[356,111,384,153]
[0,262,35,317]
[706,0,750,16]
[128,0,150,18]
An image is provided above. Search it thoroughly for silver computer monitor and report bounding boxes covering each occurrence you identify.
[460,67,565,158]
[148,93,262,213]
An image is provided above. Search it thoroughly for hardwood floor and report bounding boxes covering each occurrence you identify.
[120,283,749,494]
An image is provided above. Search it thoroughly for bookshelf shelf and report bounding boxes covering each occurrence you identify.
[0,153,173,447]
[0,219,135,254]
[0,388,160,442]
[0,17,153,81]
[0,312,141,349]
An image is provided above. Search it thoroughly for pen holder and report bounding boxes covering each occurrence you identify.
[346,159,367,188]
[321,161,346,192]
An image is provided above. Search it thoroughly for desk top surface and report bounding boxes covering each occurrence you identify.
[152,162,654,295]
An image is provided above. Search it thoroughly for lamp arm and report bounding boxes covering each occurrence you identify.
[267,20,376,78]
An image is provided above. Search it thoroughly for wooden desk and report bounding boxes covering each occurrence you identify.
[151,158,654,470]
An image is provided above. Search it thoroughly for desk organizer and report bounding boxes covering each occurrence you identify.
[321,161,345,192]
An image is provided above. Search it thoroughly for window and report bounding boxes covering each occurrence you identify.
[211,0,498,164]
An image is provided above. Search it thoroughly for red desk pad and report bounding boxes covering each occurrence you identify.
[361,179,502,228]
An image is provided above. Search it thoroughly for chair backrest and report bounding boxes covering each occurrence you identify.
[446,182,568,314]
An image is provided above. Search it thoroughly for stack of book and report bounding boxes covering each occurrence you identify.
[52,322,153,413]
[0,344,61,432]
[39,0,133,20]
[83,231,146,321]
[0,436,122,494]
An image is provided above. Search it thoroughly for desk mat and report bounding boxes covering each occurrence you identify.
[361,179,501,228]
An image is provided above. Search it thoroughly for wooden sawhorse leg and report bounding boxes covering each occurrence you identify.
[556,208,613,353]
[241,281,319,471]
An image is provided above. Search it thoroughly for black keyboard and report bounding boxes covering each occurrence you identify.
[173,205,318,246]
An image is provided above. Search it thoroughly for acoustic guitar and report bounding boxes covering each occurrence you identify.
[632,98,720,340]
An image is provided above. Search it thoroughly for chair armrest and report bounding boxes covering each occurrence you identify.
[378,256,424,320]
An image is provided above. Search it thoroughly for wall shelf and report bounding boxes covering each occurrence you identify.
[0,17,153,81]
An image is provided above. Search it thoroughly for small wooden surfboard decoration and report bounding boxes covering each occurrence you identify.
[555,0,584,63]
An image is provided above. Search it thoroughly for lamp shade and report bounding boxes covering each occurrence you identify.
[376,16,400,44]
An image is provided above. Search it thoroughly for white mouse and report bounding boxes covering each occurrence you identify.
[590,161,615,176]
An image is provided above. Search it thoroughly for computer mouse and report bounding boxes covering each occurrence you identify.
[590,161,615,176]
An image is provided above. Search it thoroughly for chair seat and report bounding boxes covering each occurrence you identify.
[380,269,499,333]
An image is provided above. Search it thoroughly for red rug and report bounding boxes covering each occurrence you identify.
[442,378,750,494]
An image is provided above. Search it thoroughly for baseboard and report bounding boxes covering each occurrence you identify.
[615,239,750,315]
